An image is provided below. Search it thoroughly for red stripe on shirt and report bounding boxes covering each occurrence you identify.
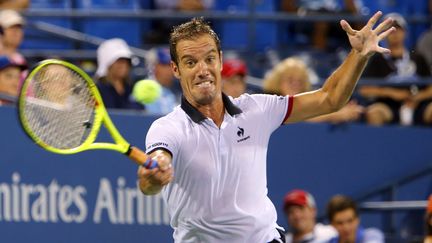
[282,95,294,124]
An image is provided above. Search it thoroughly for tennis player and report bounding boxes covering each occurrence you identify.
[137,12,395,243]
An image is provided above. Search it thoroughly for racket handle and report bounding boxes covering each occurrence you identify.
[127,146,158,169]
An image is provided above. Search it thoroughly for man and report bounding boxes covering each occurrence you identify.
[137,12,394,242]
[326,195,384,243]
[361,13,432,126]
[283,190,336,243]
[221,58,248,98]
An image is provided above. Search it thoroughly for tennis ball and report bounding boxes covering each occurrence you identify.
[132,79,162,104]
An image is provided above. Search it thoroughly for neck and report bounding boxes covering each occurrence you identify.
[1,44,15,55]
[292,225,314,242]
[390,45,405,58]
[195,95,225,127]
[106,75,125,95]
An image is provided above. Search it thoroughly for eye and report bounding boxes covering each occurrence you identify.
[185,59,196,67]
[206,56,216,64]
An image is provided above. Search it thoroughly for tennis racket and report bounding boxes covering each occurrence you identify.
[17,59,157,169]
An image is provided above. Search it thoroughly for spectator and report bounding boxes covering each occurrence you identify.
[0,0,29,10]
[95,38,143,110]
[326,195,384,243]
[361,13,432,126]
[0,9,26,66]
[263,57,364,124]
[0,55,26,105]
[144,0,215,44]
[280,0,362,50]
[283,189,337,243]
[221,58,247,98]
[144,47,179,115]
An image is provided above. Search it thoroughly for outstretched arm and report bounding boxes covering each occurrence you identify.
[284,11,395,124]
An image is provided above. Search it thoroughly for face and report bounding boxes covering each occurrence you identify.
[222,74,246,98]
[2,25,24,48]
[387,27,405,48]
[38,64,73,103]
[171,34,222,106]
[279,71,308,96]
[107,58,131,81]
[331,208,360,243]
[0,66,20,96]
[286,205,316,234]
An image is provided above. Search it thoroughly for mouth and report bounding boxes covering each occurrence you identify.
[195,80,214,88]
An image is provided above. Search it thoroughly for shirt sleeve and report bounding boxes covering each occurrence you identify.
[145,118,178,159]
[247,94,292,133]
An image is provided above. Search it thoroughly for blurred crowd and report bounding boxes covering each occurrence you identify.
[282,189,432,243]
[1,0,431,127]
[0,1,431,241]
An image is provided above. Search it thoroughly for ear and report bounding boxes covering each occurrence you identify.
[311,207,317,217]
[219,51,223,72]
[171,61,180,79]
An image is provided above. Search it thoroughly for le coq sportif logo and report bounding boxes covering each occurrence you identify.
[237,127,244,137]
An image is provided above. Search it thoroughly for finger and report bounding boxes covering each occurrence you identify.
[366,11,383,28]
[340,20,356,35]
[137,165,157,177]
[373,17,393,34]
[378,27,396,41]
[158,156,172,171]
[376,46,391,54]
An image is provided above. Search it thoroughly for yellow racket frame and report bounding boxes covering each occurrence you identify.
[18,59,130,155]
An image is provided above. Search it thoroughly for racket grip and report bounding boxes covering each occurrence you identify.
[127,146,159,169]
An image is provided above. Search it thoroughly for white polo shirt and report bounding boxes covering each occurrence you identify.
[146,93,293,243]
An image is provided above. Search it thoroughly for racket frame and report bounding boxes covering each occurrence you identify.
[18,59,130,155]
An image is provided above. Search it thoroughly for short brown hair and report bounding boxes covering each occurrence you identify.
[169,17,221,65]
[326,195,358,222]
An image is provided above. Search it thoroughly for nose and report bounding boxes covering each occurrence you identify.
[197,61,210,78]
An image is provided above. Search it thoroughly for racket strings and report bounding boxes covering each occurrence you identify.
[23,64,96,149]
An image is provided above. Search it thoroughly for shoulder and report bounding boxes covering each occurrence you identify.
[284,233,293,243]
[232,93,286,110]
[363,227,384,240]
[148,106,194,135]
[314,223,338,239]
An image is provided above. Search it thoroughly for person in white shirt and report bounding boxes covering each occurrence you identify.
[137,12,395,243]
[283,189,337,243]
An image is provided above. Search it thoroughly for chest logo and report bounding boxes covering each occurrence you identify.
[237,127,244,137]
[236,126,250,143]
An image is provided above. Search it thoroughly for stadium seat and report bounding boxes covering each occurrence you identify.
[213,0,278,51]
[75,0,145,48]
[21,0,74,50]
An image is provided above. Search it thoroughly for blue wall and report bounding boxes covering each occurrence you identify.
[1,105,431,242]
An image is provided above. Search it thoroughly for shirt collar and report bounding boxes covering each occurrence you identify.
[180,93,243,123]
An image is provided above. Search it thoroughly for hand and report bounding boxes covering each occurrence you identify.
[335,101,364,122]
[340,11,395,57]
[137,151,173,195]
